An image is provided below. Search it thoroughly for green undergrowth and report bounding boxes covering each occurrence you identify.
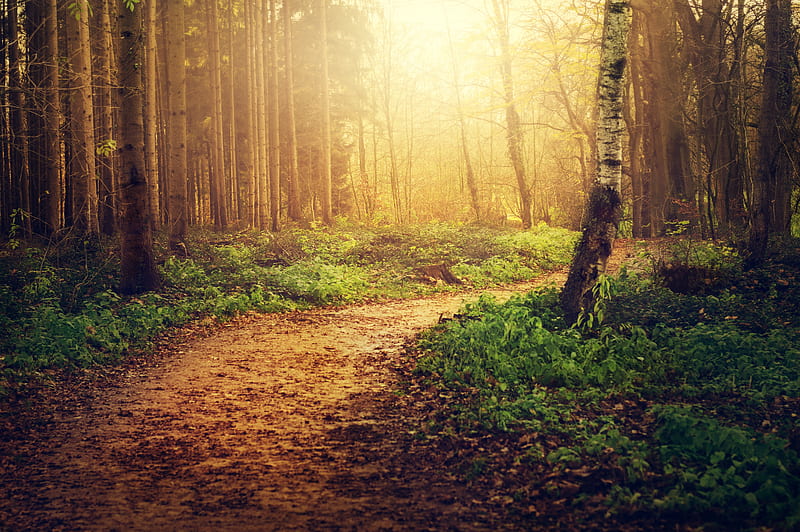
[0,222,576,394]
[415,239,800,530]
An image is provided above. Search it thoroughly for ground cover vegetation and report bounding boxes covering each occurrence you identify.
[0,222,576,397]
[414,238,800,530]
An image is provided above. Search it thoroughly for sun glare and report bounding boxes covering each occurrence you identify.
[384,0,485,37]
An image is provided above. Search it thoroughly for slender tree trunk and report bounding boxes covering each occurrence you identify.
[268,0,280,230]
[283,0,302,222]
[319,0,333,225]
[490,0,531,229]
[118,0,159,294]
[95,0,117,235]
[446,24,481,222]
[241,0,256,226]
[66,0,99,236]
[207,0,228,231]
[561,0,631,324]
[254,0,269,228]
[8,0,31,236]
[144,0,159,227]
[44,0,64,233]
[226,0,239,221]
[166,0,188,249]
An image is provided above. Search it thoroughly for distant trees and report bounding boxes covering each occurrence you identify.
[0,0,797,272]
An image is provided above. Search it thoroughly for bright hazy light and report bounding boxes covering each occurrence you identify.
[384,0,485,37]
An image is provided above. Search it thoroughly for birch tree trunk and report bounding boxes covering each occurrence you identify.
[560,0,631,324]
[118,0,159,294]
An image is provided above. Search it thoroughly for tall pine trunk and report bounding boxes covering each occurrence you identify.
[166,0,188,249]
[44,0,64,233]
[66,0,99,236]
[95,0,117,235]
[207,0,228,231]
[268,0,280,230]
[144,0,159,227]
[118,0,159,294]
[283,0,302,221]
[319,0,333,225]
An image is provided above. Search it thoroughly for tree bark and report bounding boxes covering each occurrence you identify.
[319,0,333,225]
[675,0,744,240]
[66,0,99,236]
[144,0,159,227]
[44,0,64,233]
[207,0,228,231]
[268,0,281,231]
[748,0,794,265]
[490,0,531,229]
[118,0,159,294]
[561,0,631,324]
[283,0,302,222]
[95,0,117,235]
[254,0,269,228]
[165,0,188,249]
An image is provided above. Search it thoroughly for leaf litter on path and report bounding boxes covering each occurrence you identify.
[1,274,573,531]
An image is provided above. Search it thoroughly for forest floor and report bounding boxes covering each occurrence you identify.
[0,243,656,531]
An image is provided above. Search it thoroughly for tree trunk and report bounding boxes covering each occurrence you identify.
[254,0,269,228]
[283,0,302,222]
[44,0,64,233]
[446,20,481,222]
[66,0,99,236]
[166,0,188,249]
[144,0,159,227]
[319,0,333,225]
[8,0,32,237]
[490,0,531,229]
[241,0,256,226]
[226,0,239,221]
[268,0,281,231]
[675,0,744,240]
[207,0,228,231]
[118,0,159,294]
[747,0,793,265]
[561,0,631,324]
[95,0,117,236]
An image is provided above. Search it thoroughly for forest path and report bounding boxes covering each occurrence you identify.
[1,242,635,531]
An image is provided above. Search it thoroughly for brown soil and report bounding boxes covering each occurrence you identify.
[0,242,639,532]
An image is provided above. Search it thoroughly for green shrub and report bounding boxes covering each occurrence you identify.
[653,406,800,528]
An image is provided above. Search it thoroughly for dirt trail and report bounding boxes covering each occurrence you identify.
[1,244,634,531]
[1,271,573,531]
